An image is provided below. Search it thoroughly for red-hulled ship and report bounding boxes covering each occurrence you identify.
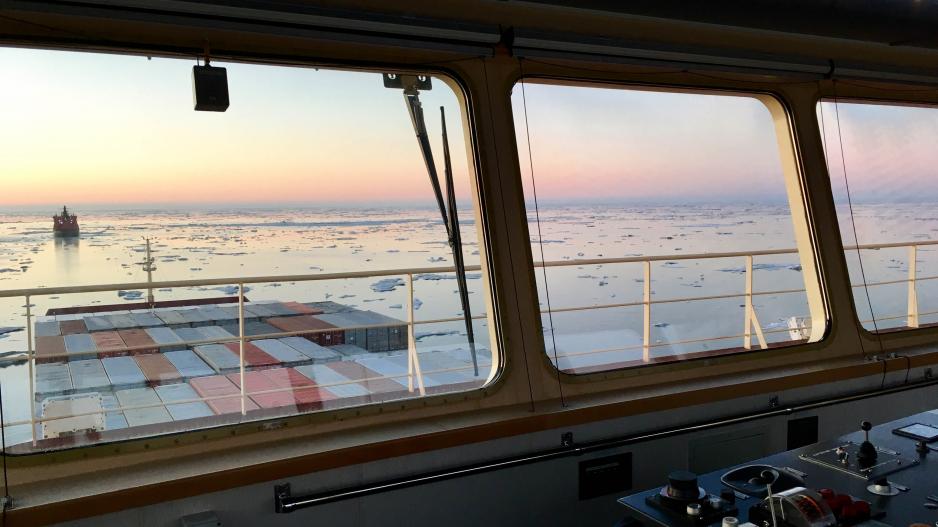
[53,206,80,237]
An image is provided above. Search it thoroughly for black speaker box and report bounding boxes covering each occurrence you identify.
[193,65,229,112]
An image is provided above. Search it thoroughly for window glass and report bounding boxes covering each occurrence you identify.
[0,48,493,452]
[513,80,824,374]
[819,99,938,333]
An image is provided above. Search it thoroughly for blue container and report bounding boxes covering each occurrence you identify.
[83,316,114,332]
[105,314,138,330]
[64,333,97,361]
[243,303,276,318]
[251,339,310,365]
[101,393,128,430]
[131,312,164,328]
[36,362,73,396]
[294,364,370,398]
[154,383,213,421]
[179,308,212,327]
[145,327,186,351]
[69,359,112,392]
[115,388,172,427]
[193,344,241,373]
[278,337,340,363]
[163,350,215,378]
[102,356,147,388]
[34,321,61,337]
[154,309,190,327]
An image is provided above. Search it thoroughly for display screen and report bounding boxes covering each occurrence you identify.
[894,423,938,442]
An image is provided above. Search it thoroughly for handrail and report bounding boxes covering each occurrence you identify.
[3,238,935,447]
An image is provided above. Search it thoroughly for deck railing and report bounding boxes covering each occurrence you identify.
[0,239,933,447]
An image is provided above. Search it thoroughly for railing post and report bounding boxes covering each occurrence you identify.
[744,256,768,350]
[643,261,651,362]
[405,274,425,396]
[25,295,36,445]
[744,256,753,350]
[908,244,919,328]
[238,283,246,416]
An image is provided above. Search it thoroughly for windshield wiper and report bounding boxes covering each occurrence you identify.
[385,74,479,377]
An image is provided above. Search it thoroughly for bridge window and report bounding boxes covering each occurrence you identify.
[819,99,938,333]
[513,80,825,374]
[0,47,494,451]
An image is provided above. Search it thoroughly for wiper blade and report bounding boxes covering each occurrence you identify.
[390,74,479,377]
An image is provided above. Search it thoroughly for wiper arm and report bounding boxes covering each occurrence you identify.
[386,74,479,377]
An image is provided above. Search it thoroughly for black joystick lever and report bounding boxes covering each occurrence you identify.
[857,420,878,468]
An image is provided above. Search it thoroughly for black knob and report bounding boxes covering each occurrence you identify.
[720,487,736,504]
[861,420,873,432]
[667,471,700,500]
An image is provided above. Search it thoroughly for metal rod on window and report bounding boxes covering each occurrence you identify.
[407,274,414,392]
[744,256,753,350]
[642,261,651,362]
[908,245,919,328]
[406,274,426,396]
[238,283,246,416]
[25,294,36,445]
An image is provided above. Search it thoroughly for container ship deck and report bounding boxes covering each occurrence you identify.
[24,298,489,450]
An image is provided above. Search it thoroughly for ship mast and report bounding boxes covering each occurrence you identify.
[141,237,156,308]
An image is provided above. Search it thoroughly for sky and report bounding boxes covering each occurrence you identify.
[0,47,471,207]
[3,47,935,209]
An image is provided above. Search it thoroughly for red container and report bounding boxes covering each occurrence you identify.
[58,319,88,335]
[135,354,182,386]
[222,342,280,369]
[267,316,344,346]
[35,336,66,363]
[190,375,259,415]
[118,329,158,355]
[281,302,323,315]
[92,331,128,358]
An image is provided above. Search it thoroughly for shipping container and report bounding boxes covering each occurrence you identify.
[163,350,215,378]
[278,337,341,363]
[40,394,105,438]
[100,393,128,430]
[117,329,158,355]
[153,309,190,327]
[102,356,148,388]
[92,331,128,358]
[35,336,66,363]
[251,339,310,366]
[144,327,186,351]
[69,359,112,392]
[35,362,73,397]
[193,344,242,373]
[189,375,258,415]
[259,368,336,407]
[325,361,407,396]
[294,364,370,398]
[179,308,212,327]
[330,344,370,358]
[130,312,164,328]
[34,321,61,337]
[63,333,97,361]
[154,383,213,421]
[200,325,235,341]
[216,305,259,323]
[222,342,280,369]
[83,316,114,332]
[105,314,137,330]
[282,301,323,315]
[242,303,277,318]
[115,388,173,427]
[267,316,344,346]
[304,301,355,314]
[134,353,182,385]
[196,305,236,323]
[355,355,441,388]
[58,319,88,335]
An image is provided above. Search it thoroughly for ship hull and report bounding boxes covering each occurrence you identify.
[53,227,80,237]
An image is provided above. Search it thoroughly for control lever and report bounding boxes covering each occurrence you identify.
[857,420,878,469]
[761,469,779,527]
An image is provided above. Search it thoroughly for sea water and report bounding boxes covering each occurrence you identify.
[0,203,934,442]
